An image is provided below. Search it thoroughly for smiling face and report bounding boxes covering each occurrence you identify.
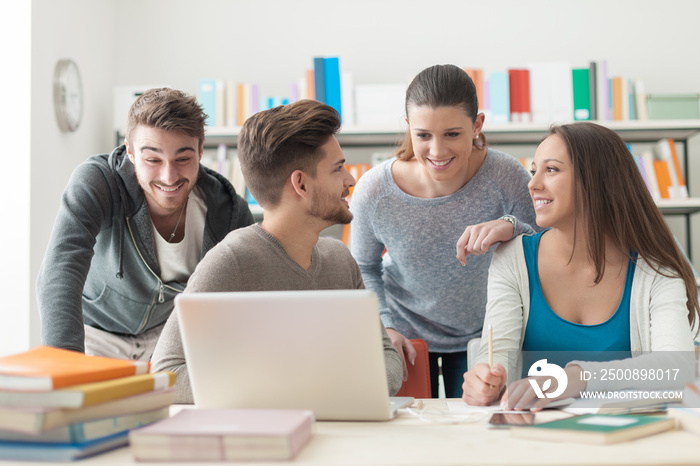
[528,134,577,230]
[307,136,356,225]
[407,105,483,191]
[126,125,202,218]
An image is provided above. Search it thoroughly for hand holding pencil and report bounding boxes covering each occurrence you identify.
[460,324,506,407]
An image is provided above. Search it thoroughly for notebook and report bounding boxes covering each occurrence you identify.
[176,289,413,421]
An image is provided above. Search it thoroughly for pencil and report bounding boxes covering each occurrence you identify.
[488,325,493,369]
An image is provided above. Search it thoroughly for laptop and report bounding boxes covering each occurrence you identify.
[176,289,413,421]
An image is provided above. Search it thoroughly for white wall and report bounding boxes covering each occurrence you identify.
[0,2,31,355]
[13,0,119,355]
[113,0,700,97]
[10,0,700,354]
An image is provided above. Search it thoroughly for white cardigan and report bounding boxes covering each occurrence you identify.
[475,235,696,392]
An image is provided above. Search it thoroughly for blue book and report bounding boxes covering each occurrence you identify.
[313,57,326,104]
[323,57,342,121]
[489,71,510,123]
[197,79,217,127]
[0,431,128,461]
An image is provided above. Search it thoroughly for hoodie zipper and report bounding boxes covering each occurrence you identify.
[125,216,183,333]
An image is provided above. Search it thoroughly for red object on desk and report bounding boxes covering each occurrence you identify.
[395,339,431,399]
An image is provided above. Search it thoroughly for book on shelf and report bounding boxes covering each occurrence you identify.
[0,371,174,409]
[129,408,314,462]
[313,57,326,104]
[653,159,674,200]
[588,61,598,120]
[305,68,315,100]
[225,79,237,127]
[197,79,217,127]
[593,59,610,121]
[464,68,485,112]
[0,346,149,392]
[341,70,356,126]
[572,67,591,121]
[0,387,175,435]
[511,413,675,445]
[612,76,623,121]
[342,163,372,246]
[508,69,531,123]
[527,61,573,123]
[636,151,662,201]
[0,431,129,462]
[654,138,688,199]
[0,406,169,444]
[489,70,510,123]
[324,57,343,121]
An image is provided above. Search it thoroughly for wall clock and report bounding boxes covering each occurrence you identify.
[53,59,83,132]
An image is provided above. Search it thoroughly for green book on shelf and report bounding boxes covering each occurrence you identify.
[511,414,675,445]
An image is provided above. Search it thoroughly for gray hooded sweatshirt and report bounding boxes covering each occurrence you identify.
[37,145,254,352]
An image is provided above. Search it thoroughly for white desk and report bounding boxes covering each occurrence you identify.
[2,399,698,465]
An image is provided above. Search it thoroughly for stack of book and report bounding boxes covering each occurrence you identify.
[0,346,176,461]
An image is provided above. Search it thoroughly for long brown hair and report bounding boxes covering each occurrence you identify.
[396,64,485,161]
[551,122,699,331]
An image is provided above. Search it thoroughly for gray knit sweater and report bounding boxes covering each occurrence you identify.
[350,149,538,353]
[151,224,404,403]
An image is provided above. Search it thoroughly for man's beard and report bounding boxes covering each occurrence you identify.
[308,190,353,225]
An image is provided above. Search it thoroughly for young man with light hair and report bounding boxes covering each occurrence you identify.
[37,88,254,360]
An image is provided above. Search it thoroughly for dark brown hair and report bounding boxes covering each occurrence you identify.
[237,99,341,207]
[551,122,699,331]
[125,88,206,148]
[396,64,485,161]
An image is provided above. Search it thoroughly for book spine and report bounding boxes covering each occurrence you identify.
[313,57,326,103]
[324,57,342,120]
[197,79,217,127]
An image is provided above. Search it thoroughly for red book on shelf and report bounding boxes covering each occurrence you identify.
[508,69,531,123]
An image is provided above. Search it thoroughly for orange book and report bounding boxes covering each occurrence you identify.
[306,69,315,101]
[612,76,623,121]
[653,160,673,199]
[237,84,246,126]
[464,68,484,111]
[661,138,688,198]
[0,346,149,392]
[341,163,371,245]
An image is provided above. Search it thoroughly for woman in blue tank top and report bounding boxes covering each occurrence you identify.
[461,122,699,411]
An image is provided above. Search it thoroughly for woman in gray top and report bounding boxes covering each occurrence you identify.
[350,64,538,397]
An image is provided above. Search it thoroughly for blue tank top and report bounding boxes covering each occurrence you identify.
[521,232,634,371]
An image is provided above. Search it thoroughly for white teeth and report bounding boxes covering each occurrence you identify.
[535,199,552,205]
[431,159,451,167]
[158,185,180,192]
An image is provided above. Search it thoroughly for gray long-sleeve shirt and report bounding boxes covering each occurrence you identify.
[151,224,404,403]
[350,149,538,353]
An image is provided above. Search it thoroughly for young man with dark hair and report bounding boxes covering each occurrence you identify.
[37,88,254,360]
[151,99,403,403]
